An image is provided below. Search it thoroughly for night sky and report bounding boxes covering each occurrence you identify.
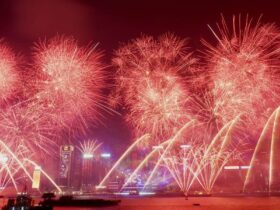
[0,0,278,155]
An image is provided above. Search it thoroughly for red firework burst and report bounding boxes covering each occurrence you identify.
[113,34,197,142]
[0,102,57,158]
[0,41,21,104]
[203,16,280,135]
[30,36,105,133]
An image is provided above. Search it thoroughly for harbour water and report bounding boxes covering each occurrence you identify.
[1,196,279,210]
[50,196,280,210]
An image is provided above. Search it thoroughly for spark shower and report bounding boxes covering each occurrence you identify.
[0,15,280,194]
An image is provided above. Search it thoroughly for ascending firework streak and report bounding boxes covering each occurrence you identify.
[147,116,240,194]
[161,144,201,195]
[203,15,280,134]
[0,139,32,192]
[193,116,241,193]
[97,134,150,188]
[23,158,62,193]
[243,107,280,192]
[0,139,61,193]
[143,120,196,189]
[0,139,32,181]
[120,117,240,194]
[151,116,240,194]
[0,148,25,192]
[121,138,171,190]
[113,34,197,142]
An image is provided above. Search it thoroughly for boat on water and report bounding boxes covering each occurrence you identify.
[2,194,53,210]
[40,193,121,207]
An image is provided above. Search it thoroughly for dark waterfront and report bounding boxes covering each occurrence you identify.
[50,197,280,210]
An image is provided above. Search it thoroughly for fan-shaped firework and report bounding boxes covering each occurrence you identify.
[0,41,21,104]
[203,16,280,135]
[113,34,197,142]
[31,36,105,133]
[78,139,102,157]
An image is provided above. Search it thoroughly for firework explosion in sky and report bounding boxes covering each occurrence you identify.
[113,34,197,142]
[0,41,22,104]
[31,36,105,133]
[0,15,279,157]
[0,0,280,196]
[204,16,280,136]
[0,36,106,160]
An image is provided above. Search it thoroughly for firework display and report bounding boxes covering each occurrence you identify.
[0,145,28,192]
[0,36,106,152]
[78,139,102,191]
[0,37,106,192]
[31,36,105,132]
[0,41,22,104]
[113,34,197,142]
[0,15,280,195]
[203,16,280,135]
[0,103,57,156]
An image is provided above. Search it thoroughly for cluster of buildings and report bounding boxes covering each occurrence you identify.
[57,145,112,193]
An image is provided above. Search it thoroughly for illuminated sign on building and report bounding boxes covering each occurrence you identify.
[59,145,74,186]
[32,166,41,189]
